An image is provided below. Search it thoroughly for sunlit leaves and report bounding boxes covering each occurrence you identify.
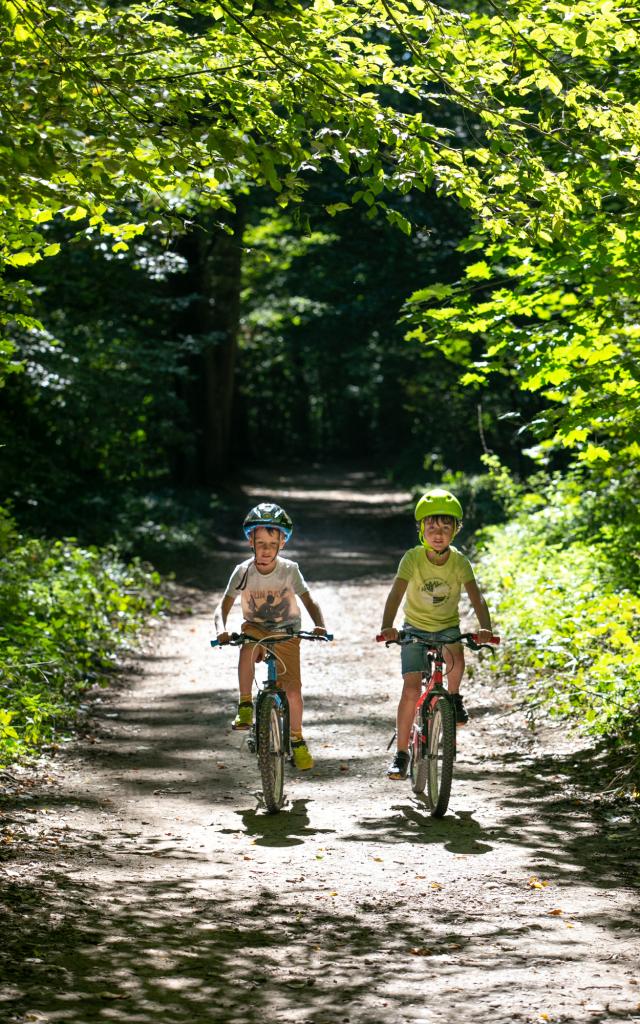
[476,470,640,746]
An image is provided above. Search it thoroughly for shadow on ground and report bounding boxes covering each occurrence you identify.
[0,867,636,1024]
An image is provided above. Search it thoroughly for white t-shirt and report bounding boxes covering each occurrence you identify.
[224,556,308,629]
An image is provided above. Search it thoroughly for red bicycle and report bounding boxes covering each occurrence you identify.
[377,631,500,816]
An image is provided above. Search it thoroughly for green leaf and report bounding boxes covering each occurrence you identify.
[6,251,42,267]
[465,261,492,280]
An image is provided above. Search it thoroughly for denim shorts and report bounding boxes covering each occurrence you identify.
[400,624,462,676]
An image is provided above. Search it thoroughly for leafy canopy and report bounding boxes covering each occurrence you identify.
[3,0,636,271]
[3,0,640,468]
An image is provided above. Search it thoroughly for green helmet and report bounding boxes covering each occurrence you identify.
[415,488,463,522]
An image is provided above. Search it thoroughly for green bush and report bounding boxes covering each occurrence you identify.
[475,476,640,750]
[0,508,164,765]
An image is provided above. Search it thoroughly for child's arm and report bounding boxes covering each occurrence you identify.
[214,593,236,642]
[379,577,408,640]
[464,580,493,640]
[300,591,327,635]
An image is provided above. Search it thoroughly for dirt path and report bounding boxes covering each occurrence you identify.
[2,469,639,1024]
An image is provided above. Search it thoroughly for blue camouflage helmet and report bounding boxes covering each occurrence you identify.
[242,502,293,541]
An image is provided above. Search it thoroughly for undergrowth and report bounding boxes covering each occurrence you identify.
[473,464,640,794]
[0,507,165,766]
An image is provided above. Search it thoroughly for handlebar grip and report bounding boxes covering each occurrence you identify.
[210,639,220,648]
[376,634,386,643]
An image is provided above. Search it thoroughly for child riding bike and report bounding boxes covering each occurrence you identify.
[213,501,328,770]
[379,487,494,780]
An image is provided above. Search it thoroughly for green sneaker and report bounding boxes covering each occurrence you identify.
[232,701,253,731]
[291,739,314,771]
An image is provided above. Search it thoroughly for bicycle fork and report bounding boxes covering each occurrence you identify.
[418,678,458,761]
[250,655,290,757]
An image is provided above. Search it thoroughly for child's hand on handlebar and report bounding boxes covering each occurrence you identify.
[476,628,494,643]
[379,627,399,642]
[216,631,231,645]
[313,626,328,637]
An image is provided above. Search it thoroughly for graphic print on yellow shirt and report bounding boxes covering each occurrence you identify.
[224,557,308,629]
[396,545,475,631]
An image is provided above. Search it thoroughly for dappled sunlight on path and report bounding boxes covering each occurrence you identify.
[2,469,639,1024]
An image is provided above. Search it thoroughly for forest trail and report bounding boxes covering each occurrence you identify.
[2,468,639,1024]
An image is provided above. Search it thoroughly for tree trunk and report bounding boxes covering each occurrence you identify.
[175,200,247,485]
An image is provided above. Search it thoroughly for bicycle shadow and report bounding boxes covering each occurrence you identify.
[220,798,335,848]
[345,802,494,854]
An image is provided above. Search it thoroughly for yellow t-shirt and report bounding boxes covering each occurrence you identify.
[397,545,475,631]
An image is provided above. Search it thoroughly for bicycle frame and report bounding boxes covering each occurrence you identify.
[212,629,333,813]
[413,643,457,760]
[377,629,500,815]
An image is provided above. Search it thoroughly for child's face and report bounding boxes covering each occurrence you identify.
[250,526,285,569]
[422,515,455,552]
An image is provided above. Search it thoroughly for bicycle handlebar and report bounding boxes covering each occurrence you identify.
[375,630,500,653]
[211,630,333,648]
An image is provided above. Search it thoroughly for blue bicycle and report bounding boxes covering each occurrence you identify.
[211,630,333,813]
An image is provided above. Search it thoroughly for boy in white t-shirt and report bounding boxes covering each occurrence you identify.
[214,502,327,770]
[379,488,494,780]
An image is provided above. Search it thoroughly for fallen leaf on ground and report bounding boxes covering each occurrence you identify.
[528,876,549,889]
[409,947,433,956]
[548,908,563,916]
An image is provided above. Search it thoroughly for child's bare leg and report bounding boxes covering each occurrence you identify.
[285,688,303,737]
[444,643,465,694]
[396,672,422,750]
[238,645,257,701]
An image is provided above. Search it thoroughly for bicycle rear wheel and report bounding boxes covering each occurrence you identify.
[409,710,428,794]
[427,696,455,817]
[257,692,285,813]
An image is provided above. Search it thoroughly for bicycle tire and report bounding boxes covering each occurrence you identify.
[427,696,455,817]
[257,691,285,813]
[409,710,428,794]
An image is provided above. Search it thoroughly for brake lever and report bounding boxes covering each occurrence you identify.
[478,643,498,654]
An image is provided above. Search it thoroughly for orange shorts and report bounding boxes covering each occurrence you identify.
[242,622,302,693]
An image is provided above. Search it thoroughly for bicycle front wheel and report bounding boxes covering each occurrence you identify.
[409,711,428,795]
[427,696,455,817]
[257,692,286,813]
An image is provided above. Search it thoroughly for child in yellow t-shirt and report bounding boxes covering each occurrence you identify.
[379,488,493,780]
